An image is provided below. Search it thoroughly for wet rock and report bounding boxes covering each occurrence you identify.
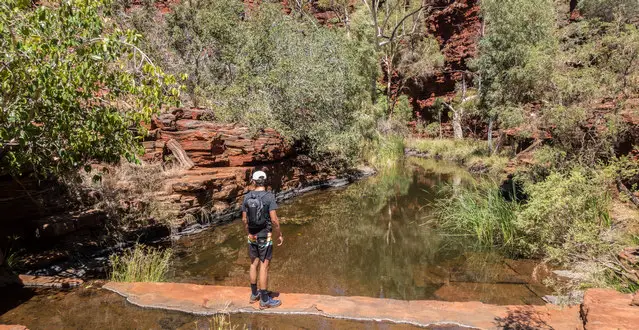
[505,259,552,283]
[18,274,83,289]
[581,288,639,330]
[33,210,106,238]
[412,264,449,286]
[433,282,546,305]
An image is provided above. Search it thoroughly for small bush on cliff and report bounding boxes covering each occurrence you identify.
[110,244,172,282]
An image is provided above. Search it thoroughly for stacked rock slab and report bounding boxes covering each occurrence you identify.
[143,108,343,229]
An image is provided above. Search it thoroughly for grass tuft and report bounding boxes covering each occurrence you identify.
[435,182,519,251]
[109,244,173,282]
[406,138,508,174]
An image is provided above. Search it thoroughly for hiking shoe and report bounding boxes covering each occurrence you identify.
[259,296,282,309]
[249,293,260,304]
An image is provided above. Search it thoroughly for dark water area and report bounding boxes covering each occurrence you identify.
[171,158,549,305]
[0,286,450,330]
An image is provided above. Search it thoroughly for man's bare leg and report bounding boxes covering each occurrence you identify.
[249,257,260,301]
[250,257,260,284]
[259,259,270,293]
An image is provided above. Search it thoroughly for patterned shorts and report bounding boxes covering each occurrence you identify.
[248,232,273,262]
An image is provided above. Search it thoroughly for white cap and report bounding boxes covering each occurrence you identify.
[252,171,267,180]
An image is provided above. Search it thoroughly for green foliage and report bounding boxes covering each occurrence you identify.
[395,35,445,86]
[434,167,617,265]
[356,0,444,116]
[393,95,413,124]
[424,122,441,138]
[558,20,639,101]
[122,0,375,162]
[407,139,486,163]
[110,244,173,282]
[542,19,638,161]
[0,0,181,177]
[578,0,639,23]
[436,183,519,250]
[476,0,558,109]
[515,168,613,262]
[370,135,405,170]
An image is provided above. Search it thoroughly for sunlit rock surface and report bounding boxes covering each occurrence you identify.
[103,282,583,330]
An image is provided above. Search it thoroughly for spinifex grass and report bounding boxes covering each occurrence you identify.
[435,182,519,251]
[109,244,173,282]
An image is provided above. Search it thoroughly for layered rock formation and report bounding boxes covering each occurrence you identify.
[140,108,359,233]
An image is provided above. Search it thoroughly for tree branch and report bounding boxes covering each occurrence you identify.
[388,6,424,44]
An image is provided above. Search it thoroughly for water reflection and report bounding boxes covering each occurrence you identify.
[171,158,547,304]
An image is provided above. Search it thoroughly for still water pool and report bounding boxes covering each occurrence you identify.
[171,158,548,305]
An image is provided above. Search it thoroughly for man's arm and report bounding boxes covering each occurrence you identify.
[242,211,249,234]
[269,210,283,246]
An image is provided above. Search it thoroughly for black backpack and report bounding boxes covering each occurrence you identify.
[246,191,267,229]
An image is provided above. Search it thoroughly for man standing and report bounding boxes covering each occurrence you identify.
[242,170,283,309]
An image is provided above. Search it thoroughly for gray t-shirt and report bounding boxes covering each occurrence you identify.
[241,190,278,237]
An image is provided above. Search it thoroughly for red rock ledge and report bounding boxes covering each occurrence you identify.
[103,282,582,329]
[0,326,28,330]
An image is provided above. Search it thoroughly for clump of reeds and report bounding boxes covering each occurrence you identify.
[435,182,519,251]
[109,244,172,282]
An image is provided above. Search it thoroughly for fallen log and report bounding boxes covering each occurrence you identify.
[166,139,195,170]
[617,178,639,208]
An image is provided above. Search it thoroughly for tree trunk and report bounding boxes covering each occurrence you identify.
[386,55,393,119]
[452,110,463,139]
[487,116,494,153]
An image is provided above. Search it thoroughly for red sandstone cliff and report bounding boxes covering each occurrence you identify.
[413,0,482,119]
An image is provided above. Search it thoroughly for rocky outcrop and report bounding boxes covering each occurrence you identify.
[139,107,360,232]
[144,108,293,167]
[581,289,639,330]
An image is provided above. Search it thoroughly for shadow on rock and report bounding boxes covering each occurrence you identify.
[494,307,553,330]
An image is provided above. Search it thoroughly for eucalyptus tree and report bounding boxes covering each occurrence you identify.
[358,0,444,119]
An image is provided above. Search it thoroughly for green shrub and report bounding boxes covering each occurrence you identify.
[0,0,181,177]
[109,244,173,282]
[424,122,441,138]
[515,168,614,262]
